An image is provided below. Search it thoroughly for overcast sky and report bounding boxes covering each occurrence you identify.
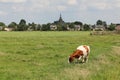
[0,0,120,25]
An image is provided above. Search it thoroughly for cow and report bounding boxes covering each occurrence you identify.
[68,45,90,63]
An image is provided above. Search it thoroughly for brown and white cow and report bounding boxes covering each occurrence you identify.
[68,45,90,63]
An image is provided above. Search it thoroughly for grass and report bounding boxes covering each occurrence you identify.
[0,31,120,80]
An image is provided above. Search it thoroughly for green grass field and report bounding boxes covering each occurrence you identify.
[0,31,120,80]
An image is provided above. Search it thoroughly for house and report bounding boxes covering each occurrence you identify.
[67,25,74,31]
[74,25,81,31]
[27,26,34,31]
[50,24,57,31]
[0,26,4,31]
[115,24,120,33]
[4,27,14,31]
[115,24,120,31]
[93,25,105,31]
[90,25,106,35]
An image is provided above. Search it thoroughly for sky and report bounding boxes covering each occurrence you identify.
[0,0,120,25]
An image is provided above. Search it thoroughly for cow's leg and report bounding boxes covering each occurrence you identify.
[82,56,85,63]
[80,56,85,63]
[85,57,88,62]
[84,56,88,63]
[85,53,89,63]
[78,56,82,60]
[77,56,82,63]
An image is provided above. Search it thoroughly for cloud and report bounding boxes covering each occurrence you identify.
[28,0,50,11]
[0,0,27,3]
[68,0,77,5]
[57,5,67,11]
[79,0,120,10]
[112,0,120,8]
[12,6,25,12]
[90,2,110,10]
[0,11,7,16]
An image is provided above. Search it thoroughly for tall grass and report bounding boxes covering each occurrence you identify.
[0,31,120,80]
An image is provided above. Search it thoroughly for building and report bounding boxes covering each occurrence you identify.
[74,25,82,31]
[50,14,83,31]
[50,24,57,31]
[4,27,14,31]
[50,14,66,30]
[115,24,120,33]
[93,25,106,31]
[54,14,65,25]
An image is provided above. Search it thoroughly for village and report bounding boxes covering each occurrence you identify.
[0,14,120,33]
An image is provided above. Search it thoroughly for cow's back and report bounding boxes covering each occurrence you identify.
[77,45,90,57]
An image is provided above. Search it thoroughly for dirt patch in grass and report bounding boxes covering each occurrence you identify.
[61,66,90,80]
[97,54,110,65]
[93,46,120,65]
[92,46,120,69]
[0,52,7,56]
[112,46,120,56]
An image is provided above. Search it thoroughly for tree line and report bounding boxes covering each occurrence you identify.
[0,19,116,31]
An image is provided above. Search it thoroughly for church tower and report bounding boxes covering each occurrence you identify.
[53,13,65,25]
[58,13,64,24]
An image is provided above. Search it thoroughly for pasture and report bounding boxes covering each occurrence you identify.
[0,31,120,80]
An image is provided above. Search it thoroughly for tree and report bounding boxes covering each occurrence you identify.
[96,20,103,25]
[41,24,50,31]
[74,21,83,26]
[69,23,74,28]
[108,23,115,31]
[8,22,17,30]
[29,22,36,31]
[17,19,27,31]
[0,22,6,31]
[36,24,41,31]
[0,22,5,26]
[83,24,90,31]
[102,21,107,29]
[57,24,67,31]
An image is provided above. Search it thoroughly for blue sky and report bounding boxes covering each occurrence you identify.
[0,0,120,25]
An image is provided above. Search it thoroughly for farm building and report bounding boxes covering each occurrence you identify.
[115,24,120,33]
[115,24,120,31]
[90,25,106,35]
[93,25,106,31]
[4,27,14,31]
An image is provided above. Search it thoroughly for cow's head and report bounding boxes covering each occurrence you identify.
[68,50,82,63]
[68,56,74,63]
